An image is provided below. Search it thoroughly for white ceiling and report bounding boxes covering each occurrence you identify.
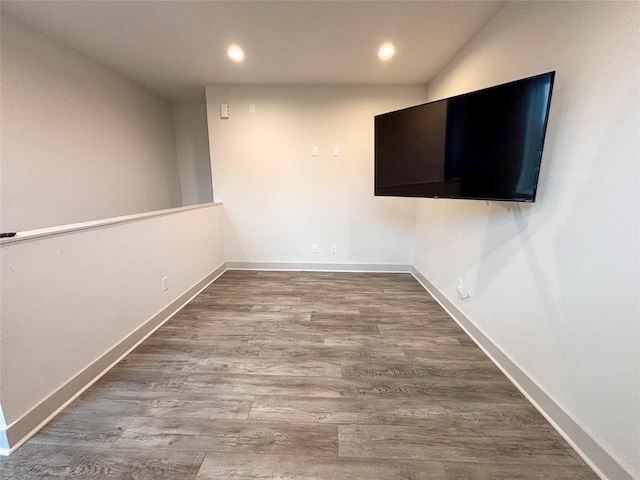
[2,1,506,101]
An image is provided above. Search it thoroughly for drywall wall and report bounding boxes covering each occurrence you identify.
[412,2,639,478]
[0,204,225,449]
[0,17,182,232]
[173,101,214,206]
[205,85,426,269]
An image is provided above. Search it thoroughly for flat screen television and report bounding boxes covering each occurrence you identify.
[374,71,555,202]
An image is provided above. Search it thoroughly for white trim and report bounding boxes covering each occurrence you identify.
[5,261,628,480]
[0,202,222,246]
[226,261,412,273]
[0,263,227,456]
[410,266,632,480]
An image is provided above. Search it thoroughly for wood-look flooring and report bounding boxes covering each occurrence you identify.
[0,271,599,479]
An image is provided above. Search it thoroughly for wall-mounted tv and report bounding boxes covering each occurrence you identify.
[375,72,555,202]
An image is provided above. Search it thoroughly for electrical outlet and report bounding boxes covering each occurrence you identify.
[162,276,169,292]
[456,279,470,299]
[312,244,319,254]
[331,245,337,254]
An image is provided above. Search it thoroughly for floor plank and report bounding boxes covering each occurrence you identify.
[249,395,447,425]
[338,424,579,465]
[443,462,601,479]
[64,391,254,419]
[113,418,338,456]
[195,452,449,480]
[27,414,133,447]
[79,449,205,480]
[180,373,359,398]
[181,356,343,377]
[0,444,95,480]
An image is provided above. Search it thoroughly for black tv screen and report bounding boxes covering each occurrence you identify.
[375,72,555,202]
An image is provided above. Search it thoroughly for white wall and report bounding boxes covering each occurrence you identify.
[0,18,182,232]
[0,204,225,447]
[206,85,425,268]
[173,101,214,206]
[412,2,639,478]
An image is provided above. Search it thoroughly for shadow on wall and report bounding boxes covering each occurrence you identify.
[471,202,537,290]
[470,73,569,312]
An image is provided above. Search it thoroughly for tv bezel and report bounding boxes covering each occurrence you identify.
[374,71,556,203]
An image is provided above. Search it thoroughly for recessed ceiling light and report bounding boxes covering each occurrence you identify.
[378,43,395,60]
[227,45,245,62]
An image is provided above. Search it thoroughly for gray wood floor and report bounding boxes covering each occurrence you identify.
[0,271,599,479]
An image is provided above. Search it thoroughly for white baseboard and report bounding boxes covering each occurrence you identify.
[0,263,227,456]
[5,263,630,480]
[410,267,632,480]
[226,261,412,273]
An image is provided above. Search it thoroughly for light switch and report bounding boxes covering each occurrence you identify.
[249,103,256,114]
[220,103,230,119]
[333,146,340,156]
